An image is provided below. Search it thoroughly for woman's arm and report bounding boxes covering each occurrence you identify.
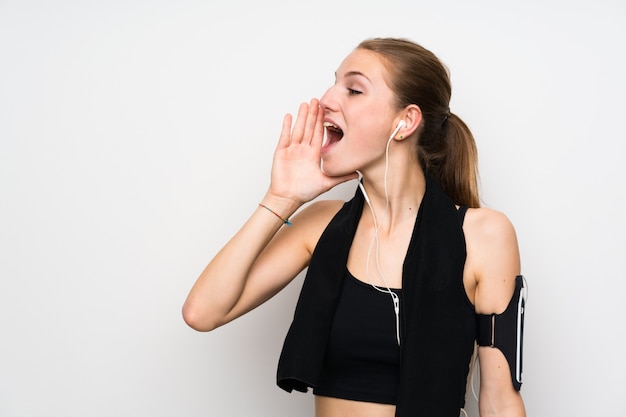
[464,208,526,417]
[182,99,357,331]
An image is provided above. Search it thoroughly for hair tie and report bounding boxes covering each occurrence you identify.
[441,110,451,125]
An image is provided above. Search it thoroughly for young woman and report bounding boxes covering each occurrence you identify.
[183,38,526,417]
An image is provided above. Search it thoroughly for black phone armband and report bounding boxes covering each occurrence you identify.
[476,275,526,391]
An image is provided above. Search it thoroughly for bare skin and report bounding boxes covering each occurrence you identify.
[183,49,525,417]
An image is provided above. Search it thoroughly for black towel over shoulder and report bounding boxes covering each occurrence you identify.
[277,175,476,417]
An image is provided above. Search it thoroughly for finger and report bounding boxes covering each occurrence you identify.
[290,102,309,144]
[276,113,293,150]
[311,100,325,149]
[302,98,319,145]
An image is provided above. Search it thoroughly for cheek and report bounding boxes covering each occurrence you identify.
[350,119,387,146]
[349,102,391,133]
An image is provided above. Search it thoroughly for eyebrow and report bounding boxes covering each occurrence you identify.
[335,70,371,83]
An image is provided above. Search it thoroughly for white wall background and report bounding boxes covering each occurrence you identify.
[1,1,624,416]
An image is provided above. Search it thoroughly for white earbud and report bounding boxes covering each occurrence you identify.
[388,120,406,143]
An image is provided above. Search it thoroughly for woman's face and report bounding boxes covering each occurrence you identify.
[320,48,401,176]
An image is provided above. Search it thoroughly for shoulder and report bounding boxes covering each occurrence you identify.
[290,199,346,254]
[463,207,517,247]
[296,199,345,221]
[463,207,521,313]
[465,207,513,233]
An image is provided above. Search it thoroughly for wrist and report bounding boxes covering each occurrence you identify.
[259,193,301,223]
[258,203,292,226]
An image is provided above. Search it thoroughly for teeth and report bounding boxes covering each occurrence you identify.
[324,122,341,130]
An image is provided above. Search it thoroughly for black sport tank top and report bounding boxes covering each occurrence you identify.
[313,270,401,404]
[312,206,468,405]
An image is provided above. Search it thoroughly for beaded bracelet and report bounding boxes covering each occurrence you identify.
[259,203,292,226]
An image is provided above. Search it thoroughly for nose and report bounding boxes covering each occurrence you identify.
[319,85,338,112]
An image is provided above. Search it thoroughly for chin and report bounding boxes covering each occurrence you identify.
[323,166,358,180]
[321,159,347,178]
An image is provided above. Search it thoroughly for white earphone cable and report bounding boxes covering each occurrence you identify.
[361,122,404,345]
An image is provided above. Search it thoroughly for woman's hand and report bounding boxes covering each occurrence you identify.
[267,99,357,205]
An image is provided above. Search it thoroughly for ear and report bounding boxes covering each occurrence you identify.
[394,104,422,141]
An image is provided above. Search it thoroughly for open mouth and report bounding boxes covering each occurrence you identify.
[324,122,344,146]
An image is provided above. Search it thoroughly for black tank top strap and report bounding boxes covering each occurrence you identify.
[457,205,469,225]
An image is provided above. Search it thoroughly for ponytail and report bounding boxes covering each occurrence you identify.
[417,112,480,208]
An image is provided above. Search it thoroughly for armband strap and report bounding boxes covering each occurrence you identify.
[476,275,526,391]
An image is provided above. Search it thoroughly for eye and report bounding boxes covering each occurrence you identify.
[348,88,362,96]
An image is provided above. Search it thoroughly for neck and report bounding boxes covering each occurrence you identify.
[359,147,425,230]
